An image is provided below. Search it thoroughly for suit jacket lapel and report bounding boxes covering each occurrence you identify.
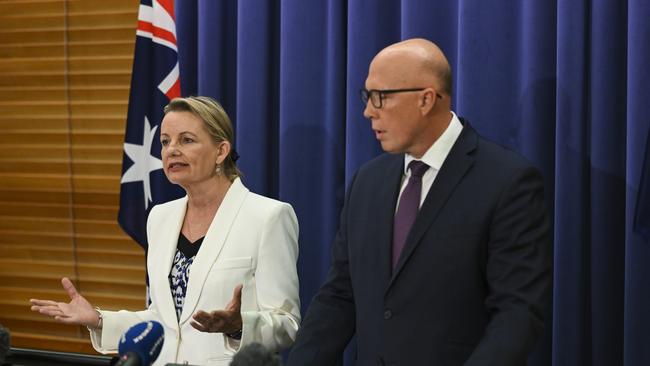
[374,156,406,287]
[150,196,187,329]
[179,178,249,324]
[388,124,478,289]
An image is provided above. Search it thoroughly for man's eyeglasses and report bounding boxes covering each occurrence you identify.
[360,88,442,109]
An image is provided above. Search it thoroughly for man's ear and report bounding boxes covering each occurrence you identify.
[420,88,437,116]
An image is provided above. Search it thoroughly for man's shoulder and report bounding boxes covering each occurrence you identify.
[461,122,537,171]
[358,153,402,174]
[341,153,401,194]
[475,136,536,172]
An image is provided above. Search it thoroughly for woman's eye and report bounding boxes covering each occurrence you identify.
[183,137,194,143]
[161,140,169,146]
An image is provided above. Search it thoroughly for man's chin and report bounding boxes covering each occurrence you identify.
[380,143,401,154]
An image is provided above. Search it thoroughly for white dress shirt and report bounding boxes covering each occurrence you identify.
[397,111,464,209]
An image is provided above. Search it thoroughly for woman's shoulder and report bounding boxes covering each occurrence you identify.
[149,196,187,217]
[234,178,291,212]
[240,192,298,235]
[243,191,294,214]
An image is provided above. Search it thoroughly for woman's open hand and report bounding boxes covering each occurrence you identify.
[29,277,100,328]
[191,284,243,334]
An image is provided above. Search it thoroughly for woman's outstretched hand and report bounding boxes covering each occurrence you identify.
[191,284,243,334]
[29,277,100,328]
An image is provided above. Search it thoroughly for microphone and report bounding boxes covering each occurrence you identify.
[0,323,10,365]
[116,320,164,366]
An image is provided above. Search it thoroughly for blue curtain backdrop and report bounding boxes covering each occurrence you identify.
[171,1,650,364]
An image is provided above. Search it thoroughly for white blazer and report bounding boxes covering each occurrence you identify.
[89,178,300,366]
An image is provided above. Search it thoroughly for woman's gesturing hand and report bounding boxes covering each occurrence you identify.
[30,277,101,328]
[191,284,243,334]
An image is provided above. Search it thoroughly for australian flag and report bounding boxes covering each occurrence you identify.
[118,0,184,249]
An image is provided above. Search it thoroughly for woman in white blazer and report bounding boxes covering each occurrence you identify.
[30,96,300,366]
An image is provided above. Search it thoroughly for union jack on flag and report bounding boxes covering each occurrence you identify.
[118,0,184,248]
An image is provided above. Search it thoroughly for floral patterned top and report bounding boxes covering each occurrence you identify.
[168,233,204,320]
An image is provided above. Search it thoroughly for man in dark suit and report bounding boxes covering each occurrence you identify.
[287,38,551,366]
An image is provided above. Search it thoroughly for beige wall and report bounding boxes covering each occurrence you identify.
[0,0,145,354]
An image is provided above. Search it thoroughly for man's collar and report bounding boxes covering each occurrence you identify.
[404,111,463,174]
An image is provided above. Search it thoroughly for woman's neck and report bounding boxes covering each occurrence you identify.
[185,176,233,210]
[181,176,234,242]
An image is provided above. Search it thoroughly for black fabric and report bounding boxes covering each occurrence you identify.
[177,233,204,258]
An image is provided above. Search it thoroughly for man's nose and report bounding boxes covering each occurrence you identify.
[363,100,376,120]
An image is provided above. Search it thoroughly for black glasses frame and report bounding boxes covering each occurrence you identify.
[360,88,442,108]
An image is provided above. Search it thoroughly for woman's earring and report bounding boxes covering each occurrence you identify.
[215,164,222,175]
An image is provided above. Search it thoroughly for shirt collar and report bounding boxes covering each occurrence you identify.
[404,111,464,174]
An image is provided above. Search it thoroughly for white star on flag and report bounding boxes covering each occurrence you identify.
[120,115,163,209]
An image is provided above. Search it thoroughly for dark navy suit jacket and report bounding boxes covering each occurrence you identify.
[288,122,552,366]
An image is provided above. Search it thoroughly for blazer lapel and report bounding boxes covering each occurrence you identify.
[388,123,478,289]
[373,156,406,286]
[178,178,249,324]
[150,196,187,329]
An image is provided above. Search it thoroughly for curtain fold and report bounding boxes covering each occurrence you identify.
[277,0,349,298]
[173,1,650,364]
[235,0,279,197]
[625,1,650,365]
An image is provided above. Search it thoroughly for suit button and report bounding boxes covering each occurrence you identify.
[383,309,392,319]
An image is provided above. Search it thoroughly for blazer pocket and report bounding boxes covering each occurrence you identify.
[215,256,252,270]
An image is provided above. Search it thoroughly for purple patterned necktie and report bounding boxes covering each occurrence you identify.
[392,160,430,268]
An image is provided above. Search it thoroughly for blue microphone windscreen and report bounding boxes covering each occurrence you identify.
[118,321,164,366]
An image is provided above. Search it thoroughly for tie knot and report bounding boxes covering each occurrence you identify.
[408,160,429,178]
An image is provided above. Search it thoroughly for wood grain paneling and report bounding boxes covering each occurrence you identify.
[0,0,143,355]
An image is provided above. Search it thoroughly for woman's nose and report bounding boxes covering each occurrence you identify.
[166,144,180,156]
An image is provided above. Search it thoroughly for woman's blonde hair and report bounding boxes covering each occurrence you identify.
[164,96,241,181]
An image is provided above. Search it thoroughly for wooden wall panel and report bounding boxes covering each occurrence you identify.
[0,0,143,355]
